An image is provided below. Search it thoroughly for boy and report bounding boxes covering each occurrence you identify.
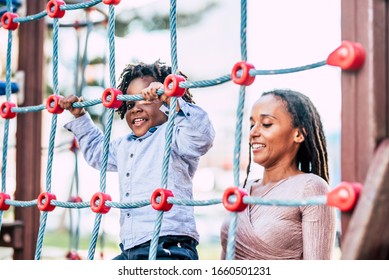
[59,61,215,259]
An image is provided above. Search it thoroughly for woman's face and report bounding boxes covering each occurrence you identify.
[249,94,304,169]
[125,76,168,137]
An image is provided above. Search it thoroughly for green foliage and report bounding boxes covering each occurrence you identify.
[115,2,218,37]
[42,230,221,260]
[43,229,118,251]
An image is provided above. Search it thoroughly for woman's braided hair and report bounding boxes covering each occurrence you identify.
[116,60,195,119]
[242,89,329,188]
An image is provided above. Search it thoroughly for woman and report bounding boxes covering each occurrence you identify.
[220,89,336,260]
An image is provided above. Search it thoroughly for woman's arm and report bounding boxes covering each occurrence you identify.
[301,178,337,259]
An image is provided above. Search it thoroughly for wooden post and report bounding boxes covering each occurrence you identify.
[342,140,389,259]
[14,0,46,260]
[340,0,389,258]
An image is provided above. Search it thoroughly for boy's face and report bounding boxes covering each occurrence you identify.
[125,76,168,137]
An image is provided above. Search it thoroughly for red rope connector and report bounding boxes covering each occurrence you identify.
[69,137,79,153]
[0,193,11,211]
[0,102,17,119]
[163,74,186,97]
[46,0,66,18]
[66,250,82,260]
[69,195,82,203]
[231,61,256,86]
[90,192,112,214]
[37,192,57,212]
[327,181,362,212]
[327,40,365,70]
[102,88,123,108]
[150,188,174,211]
[46,94,64,114]
[103,0,121,5]
[222,186,248,212]
[1,12,19,30]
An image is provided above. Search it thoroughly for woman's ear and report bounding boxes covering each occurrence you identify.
[294,128,305,143]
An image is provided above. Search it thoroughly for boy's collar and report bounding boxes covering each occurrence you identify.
[128,126,159,141]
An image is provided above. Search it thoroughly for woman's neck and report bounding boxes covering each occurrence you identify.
[261,166,303,186]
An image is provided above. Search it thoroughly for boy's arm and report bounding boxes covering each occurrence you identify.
[60,95,118,171]
[64,113,118,171]
[171,98,215,158]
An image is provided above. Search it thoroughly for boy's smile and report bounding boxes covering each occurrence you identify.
[133,118,147,127]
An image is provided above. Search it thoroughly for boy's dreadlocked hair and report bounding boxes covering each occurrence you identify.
[116,60,195,119]
[242,89,329,188]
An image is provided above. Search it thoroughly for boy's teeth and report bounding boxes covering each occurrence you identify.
[134,118,145,126]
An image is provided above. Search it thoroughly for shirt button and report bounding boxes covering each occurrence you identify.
[125,192,129,197]
[130,153,134,158]
[186,113,190,117]
[138,139,143,142]
[127,213,130,217]
[126,172,130,177]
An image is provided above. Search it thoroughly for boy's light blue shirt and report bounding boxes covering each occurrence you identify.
[64,98,215,250]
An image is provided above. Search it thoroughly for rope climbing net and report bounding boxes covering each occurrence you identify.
[0,0,365,260]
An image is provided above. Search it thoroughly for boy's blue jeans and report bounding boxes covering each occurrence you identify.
[112,235,199,260]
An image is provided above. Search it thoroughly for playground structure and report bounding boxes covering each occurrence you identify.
[0,0,388,260]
